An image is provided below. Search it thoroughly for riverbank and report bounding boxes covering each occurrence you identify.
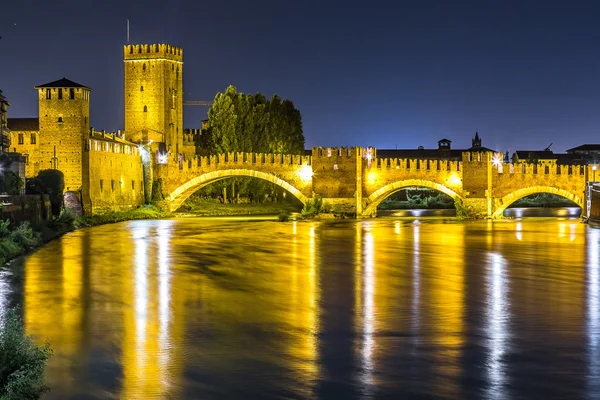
[175,199,300,217]
[76,205,168,227]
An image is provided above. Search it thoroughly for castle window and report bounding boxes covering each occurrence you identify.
[111,180,115,191]
[142,63,146,71]
[30,133,36,144]
[58,116,63,123]
[46,89,51,100]
[69,88,75,99]
[18,134,23,145]
[24,154,29,165]
[58,89,63,99]
[140,86,144,92]
[132,180,135,190]
[100,180,103,192]
[143,105,147,112]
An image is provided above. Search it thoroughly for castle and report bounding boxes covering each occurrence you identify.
[4,43,599,219]
[7,44,193,214]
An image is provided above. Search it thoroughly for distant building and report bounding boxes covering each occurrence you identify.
[376,132,496,160]
[566,144,600,164]
[0,90,10,152]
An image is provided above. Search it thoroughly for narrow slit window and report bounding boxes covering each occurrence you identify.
[58,88,63,99]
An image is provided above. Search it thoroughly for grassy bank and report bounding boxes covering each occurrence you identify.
[76,205,168,227]
[176,198,300,216]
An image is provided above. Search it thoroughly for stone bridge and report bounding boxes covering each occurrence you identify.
[155,147,594,218]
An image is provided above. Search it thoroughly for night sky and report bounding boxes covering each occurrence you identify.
[2,0,599,152]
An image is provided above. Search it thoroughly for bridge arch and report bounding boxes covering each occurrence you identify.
[363,179,462,216]
[492,186,583,218]
[167,169,309,212]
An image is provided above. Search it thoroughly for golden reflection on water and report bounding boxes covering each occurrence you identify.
[10,218,600,398]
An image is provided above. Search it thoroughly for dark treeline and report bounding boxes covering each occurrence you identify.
[192,85,306,204]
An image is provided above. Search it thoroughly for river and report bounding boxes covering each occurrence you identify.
[1,216,599,399]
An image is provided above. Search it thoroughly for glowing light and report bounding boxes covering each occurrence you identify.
[448,173,461,186]
[516,222,522,241]
[395,221,401,234]
[367,171,377,185]
[492,152,503,168]
[298,165,313,182]
[156,152,169,164]
[593,165,598,171]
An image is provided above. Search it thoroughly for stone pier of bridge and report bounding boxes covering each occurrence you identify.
[154,147,594,219]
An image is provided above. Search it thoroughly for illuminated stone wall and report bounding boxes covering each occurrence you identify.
[123,44,183,155]
[311,147,359,199]
[10,128,41,178]
[82,135,145,214]
[158,152,313,212]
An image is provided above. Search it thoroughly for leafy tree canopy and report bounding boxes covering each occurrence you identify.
[204,85,305,155]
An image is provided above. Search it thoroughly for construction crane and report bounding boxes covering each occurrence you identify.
[183,100,213,107]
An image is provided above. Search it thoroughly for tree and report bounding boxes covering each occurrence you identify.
[26,170,64,216]
[0,308,52,400]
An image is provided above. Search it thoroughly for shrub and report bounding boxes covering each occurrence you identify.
[0,221,10,239]
[8,222,41,251]
[278,212,290,222]
[0,308,52,400]
[1,171,23,196]
[48,209,76,233]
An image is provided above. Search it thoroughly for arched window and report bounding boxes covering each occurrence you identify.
[142,63,146,71]
[140,86,144,91]
[58,116,63,123]
[143,105,147,113]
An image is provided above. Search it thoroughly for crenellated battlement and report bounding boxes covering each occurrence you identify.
[370,157,462,172]
[175,152,312,169]
[312,146,362,158]
[123,43,183,62]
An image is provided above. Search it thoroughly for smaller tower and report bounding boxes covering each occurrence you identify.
[35,78,90,191]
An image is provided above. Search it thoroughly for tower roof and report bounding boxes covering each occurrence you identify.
[34,77,91,90]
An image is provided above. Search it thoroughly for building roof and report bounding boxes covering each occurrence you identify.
[466,145,497,153]
[438,138,452,143]
[514,150,558,160]
[34,77,91,90]
[566,144,600,153]
[376,148,465,160]
[7,118,39,131]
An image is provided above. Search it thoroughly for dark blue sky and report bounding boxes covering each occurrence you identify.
[2,0,599,152]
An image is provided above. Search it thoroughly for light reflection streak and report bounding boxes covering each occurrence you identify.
[362,224,375,387]
[157,221,172,377]
[487,253,509,399]
[516,222,522,241]
[0,271,7,323]
[395,221,401,235]
[134,226,149,347]
[412,225,420,332]
[587,228,600,396]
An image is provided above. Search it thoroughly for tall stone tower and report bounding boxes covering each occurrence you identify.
[123,44,183,156]
[35,78,90,191]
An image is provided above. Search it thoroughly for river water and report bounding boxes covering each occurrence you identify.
[1,216,599,399]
